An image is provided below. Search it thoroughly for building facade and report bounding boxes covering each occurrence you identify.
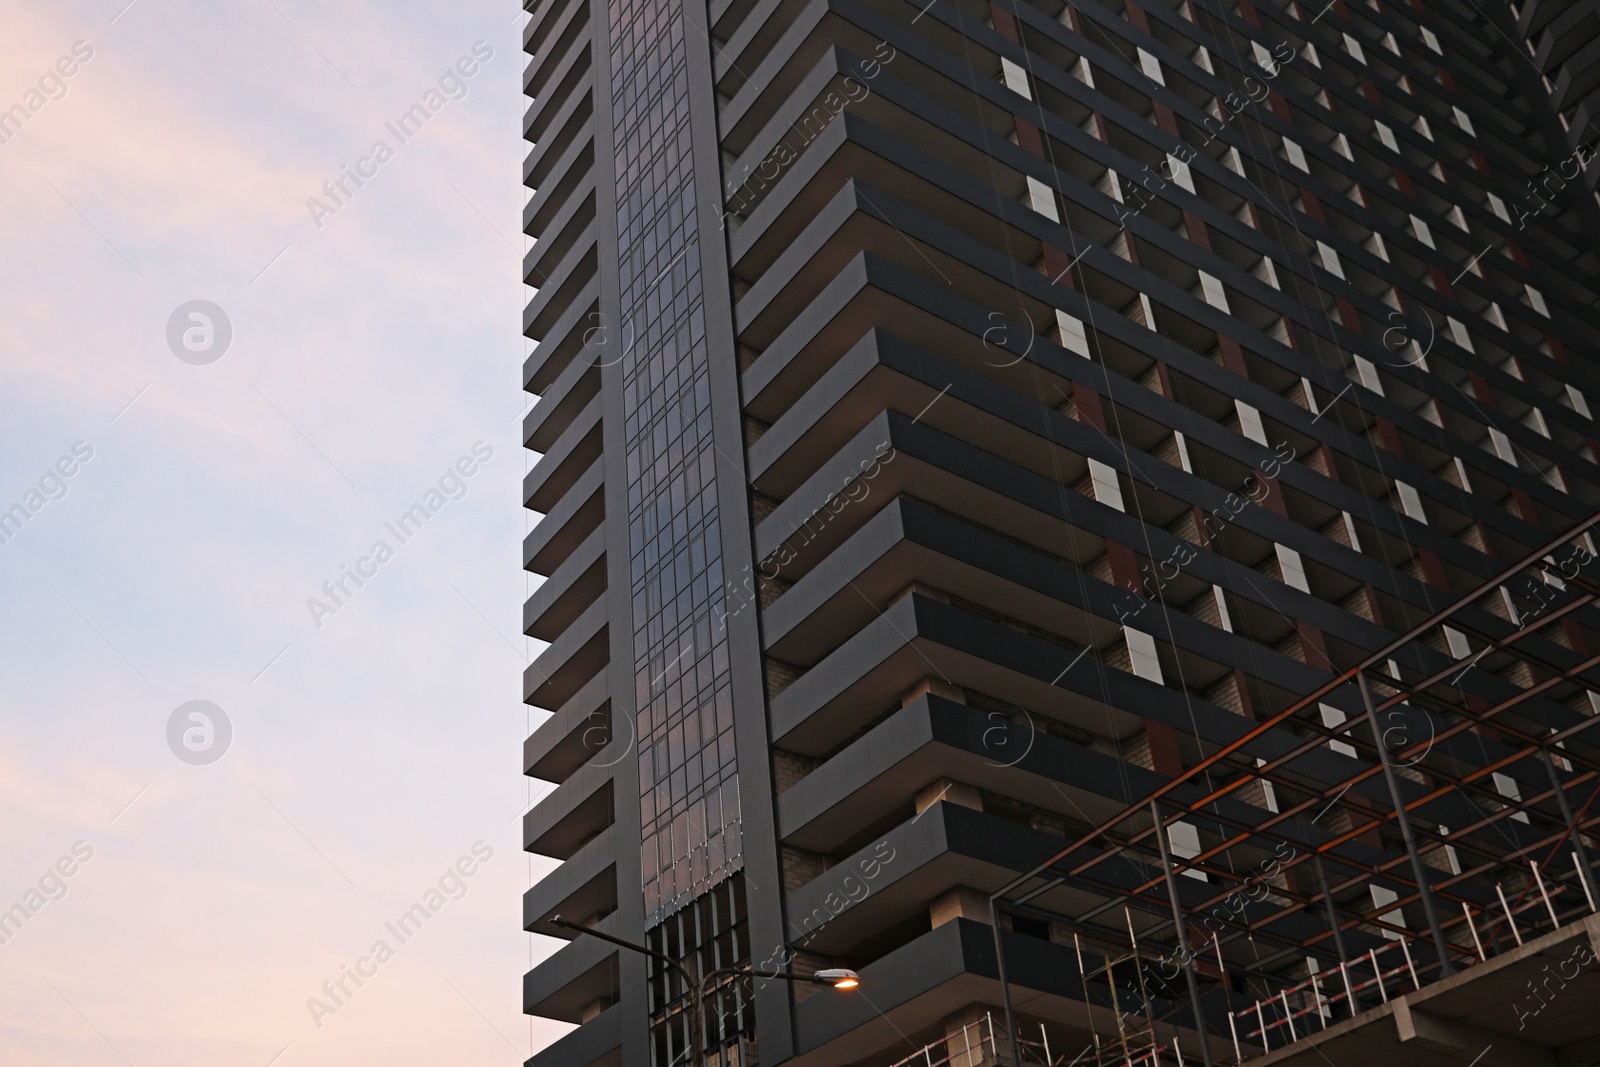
[519,0,1600,1060]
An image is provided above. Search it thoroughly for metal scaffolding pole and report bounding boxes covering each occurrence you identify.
[1359,671,1455,978]
[1152,801,1215,1067]
[1543,749,1600,912]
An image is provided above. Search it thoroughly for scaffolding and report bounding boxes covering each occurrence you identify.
[990,509,1600,1065]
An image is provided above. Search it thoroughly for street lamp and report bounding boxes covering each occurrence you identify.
[548,915,860,1067]
[815,968,860,989]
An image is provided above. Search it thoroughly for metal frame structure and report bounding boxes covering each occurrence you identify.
[991,508,1600,1065]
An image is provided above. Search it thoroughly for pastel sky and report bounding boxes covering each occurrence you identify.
[0,1,570,1063]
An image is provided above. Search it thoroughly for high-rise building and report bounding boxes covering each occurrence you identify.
[519,0,1600,1061]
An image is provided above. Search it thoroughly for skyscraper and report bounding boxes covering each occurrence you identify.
[520,0,1600,1061]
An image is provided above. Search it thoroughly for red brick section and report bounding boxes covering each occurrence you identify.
[1467,372,1494,405]
[1146,719,1184,776]
[1231,668,1258,718]
[1335,297,1362,333]
[1298,622,1334,672]
[1564,618,1590,655]
[1042,243,1079,288]
[989,1,1018,41]
[1373,417,1404,458]
[1152,101,1179,138]
[1014,117,1044,158]
[1430,267,1453,299]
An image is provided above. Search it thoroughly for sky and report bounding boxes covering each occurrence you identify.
[0,1,569,1063]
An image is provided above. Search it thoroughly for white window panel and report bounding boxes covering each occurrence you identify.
[1214,586,1234,632]
[1255,256,1281,289]
[1493,772,1530,823]
[1301,379,1320,414]
[1320,703,1357,757]
[1126,627,1165,684]
[1169,153,1195,193]
[1438,825,1462,875]
[1526,284,1550,316]
[1318,241,1345,279]
[1174,430,1195,473]
[1138,48,1165,85]
[1256,759,1277,809]
[1139,293,1157,330]
[1200,271,1231,312]
[1488,426,1514,462]
[1089,457,1125,511]
[1396,481,1428,523]
[1167,819,1208,880]
[1002,57,1032,98]
[1567,385,1592,419]
[1376,122,1398,151]
[1341,511,1363,552]
[1284,138,1310,171]
[1056,309,1092,358]
[1488,192,1510,222]
[1501,588,1521,626]
[1452,106,1475,134]
[1371,885,1405,939]
[1448,316,1474,352]
[1421,26,1442,53]
[1027,176,1059,221]
[1355,356,1384,395]
[1444,626,1471,659]
[1277,544,1311,592]
[1236,400,1269,445]
[1410,214,1435,248]
[1343,33,1366,62]
[1100,166,1124,202]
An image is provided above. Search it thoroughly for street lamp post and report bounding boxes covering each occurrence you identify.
[549,915,859,1067]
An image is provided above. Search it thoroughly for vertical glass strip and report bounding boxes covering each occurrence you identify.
[610,0,741,927]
